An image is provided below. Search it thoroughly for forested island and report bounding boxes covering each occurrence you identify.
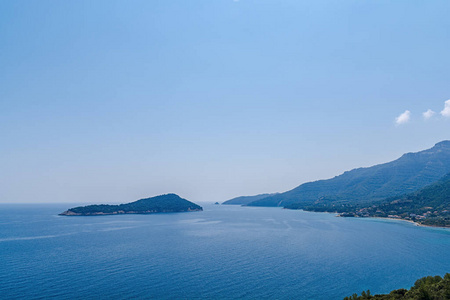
[59,194,202,216]
[344,273,450,299]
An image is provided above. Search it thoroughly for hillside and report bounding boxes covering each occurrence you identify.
[222,193,277,205]
[247,141,450,208]
[59,194,203,216]
[335,173,450,227]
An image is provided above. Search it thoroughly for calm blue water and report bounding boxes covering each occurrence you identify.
[0,203,449,299]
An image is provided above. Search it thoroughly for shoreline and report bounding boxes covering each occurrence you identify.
[286,208,449,229]
[367,216,422,227]
[339,215,449,229]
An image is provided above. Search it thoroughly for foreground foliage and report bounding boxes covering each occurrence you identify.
[344,273,450,300]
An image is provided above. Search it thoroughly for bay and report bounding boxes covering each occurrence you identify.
[0,203,449,299]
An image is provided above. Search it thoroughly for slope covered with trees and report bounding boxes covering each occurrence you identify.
[331,173,450,227]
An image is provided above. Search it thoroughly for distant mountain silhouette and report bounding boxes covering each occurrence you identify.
[247,141,450,207]
[222,193,278,205]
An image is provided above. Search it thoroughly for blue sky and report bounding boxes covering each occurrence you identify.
[1,0,449,203]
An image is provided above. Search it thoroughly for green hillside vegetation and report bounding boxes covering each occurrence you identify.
[340,173,450,227]
[59,194,202,216]
[344,273,450,300]
[286,173,450,227]
[247,141,450,208]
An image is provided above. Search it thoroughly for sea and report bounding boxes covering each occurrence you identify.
[0,203,449,300]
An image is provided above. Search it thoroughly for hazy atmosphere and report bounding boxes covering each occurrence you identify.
[1,0,449,204]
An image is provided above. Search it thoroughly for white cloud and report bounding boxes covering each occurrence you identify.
[395,110,411,125]
[423,109,435,120]
[440,99,450,117]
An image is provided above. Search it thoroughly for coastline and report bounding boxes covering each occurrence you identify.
[341,215,450,229]
[283,207,450,229]
[367,216,421,227]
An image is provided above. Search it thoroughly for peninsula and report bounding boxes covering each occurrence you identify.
[59,194,203,216]
[231,141,450,208]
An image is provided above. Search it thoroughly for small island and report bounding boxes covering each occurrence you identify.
[59,194,203,216]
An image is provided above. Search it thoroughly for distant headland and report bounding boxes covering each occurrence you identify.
[59,194,202,216]
[223,141,450,227]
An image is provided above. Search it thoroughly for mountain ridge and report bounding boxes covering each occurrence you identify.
[222,193,278,205]
[247,141,450,207]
